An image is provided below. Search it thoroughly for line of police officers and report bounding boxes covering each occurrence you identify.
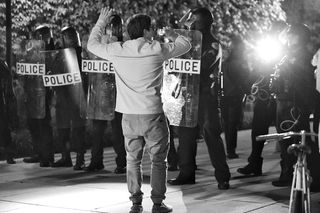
[2,9,320,193]
[14,15,126,173]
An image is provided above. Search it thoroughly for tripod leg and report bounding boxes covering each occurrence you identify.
[302,166,311,213]
[289,164,297,213]
[290,163,304,213]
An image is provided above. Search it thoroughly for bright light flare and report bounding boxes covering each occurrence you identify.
[255,37,282,63]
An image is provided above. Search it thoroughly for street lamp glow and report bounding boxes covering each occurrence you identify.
[256,37,282,63]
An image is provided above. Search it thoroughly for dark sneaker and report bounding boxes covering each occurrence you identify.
[152,203,172,213]
[129,204,143,213]
[167,177,195,185]
[84,163,104,172]
[218,181,230,190]
[73,153,85,171]
[237,164,262,176]
[73,163,85,171]
[114,167,126,174]
[6,158,16,164]
[23,156,40,163]
[272,179,292,187]
[39,161,53,167]
[227,152,239,159]
[52,158,73,167]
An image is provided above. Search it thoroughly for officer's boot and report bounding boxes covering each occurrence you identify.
[237,157,263,176]
[6,153,16,164]
[52,152,72,167]
[73,152,85,171]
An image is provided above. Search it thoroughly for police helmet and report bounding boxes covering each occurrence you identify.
[189,7,213,31]
[61,26,81,48]
[109,14,123,41]
[34,25,54,50]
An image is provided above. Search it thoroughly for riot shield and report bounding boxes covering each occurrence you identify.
[81,49,116,120]
[162,29,202,127]
[44,47,86,128]
[15,39,46,119]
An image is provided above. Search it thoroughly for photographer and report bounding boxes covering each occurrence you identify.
[270,24,320,190]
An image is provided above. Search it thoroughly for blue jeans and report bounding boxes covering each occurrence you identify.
[122,113,169,204]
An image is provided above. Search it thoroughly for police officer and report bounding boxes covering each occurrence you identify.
[84,14,126,173]
[0,59,16,164]
[167,7,231,190]
[221,35,250,159]
[52,26,86,170]
[269,24,320,189]
[237,21,287,176]
[22,25,54,167]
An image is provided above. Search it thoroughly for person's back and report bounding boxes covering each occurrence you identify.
[107,39,172,114]
[87,8,190,213]
[88,13,191,115]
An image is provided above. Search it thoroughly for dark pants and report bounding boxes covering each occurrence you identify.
[27,112,53,163]
[167,125,178,167]
[0,108,15,159]
[221,96,243,154]
[248,98,276,164]
[56,105,86,157]
[90,112,126,168]
[57,126,86,156]
[176,92,230,183]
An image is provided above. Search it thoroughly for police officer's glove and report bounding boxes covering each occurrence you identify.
[210,73,218,96]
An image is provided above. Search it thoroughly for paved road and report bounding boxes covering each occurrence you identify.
[1,128,320,213]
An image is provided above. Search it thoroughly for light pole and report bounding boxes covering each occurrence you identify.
[6,0,11,68]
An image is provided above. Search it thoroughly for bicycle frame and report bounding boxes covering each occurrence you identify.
[256,130,318,213]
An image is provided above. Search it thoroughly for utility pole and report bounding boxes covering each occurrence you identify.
[6,0,11,68]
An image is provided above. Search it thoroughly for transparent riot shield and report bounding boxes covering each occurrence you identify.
[162,29,202,127]
[15,39,46,119]
[44,48,86,128]
[81,49,116,120]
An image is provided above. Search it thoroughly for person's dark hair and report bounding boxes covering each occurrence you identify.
[34,25,54,50]
[110,14,123,41]
[191,7,213,29]
[61,26,81,48]
[126,14,151,39]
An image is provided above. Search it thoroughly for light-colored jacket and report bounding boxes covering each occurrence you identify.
[87,20,191,114]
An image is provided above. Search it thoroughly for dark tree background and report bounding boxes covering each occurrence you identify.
[1,0,287,59]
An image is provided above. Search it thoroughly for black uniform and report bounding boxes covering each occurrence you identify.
[221,36,250,159]
[168,8,230,189]
[52,26,86,170]
[0,60,16,164]
[22,26,54,167]
[270,24,320,188]
[84,15,127,173]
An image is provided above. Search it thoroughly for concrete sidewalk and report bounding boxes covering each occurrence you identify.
[1,128,320,213]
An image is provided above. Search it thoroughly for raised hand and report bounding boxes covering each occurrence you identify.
[98,7,114,24]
